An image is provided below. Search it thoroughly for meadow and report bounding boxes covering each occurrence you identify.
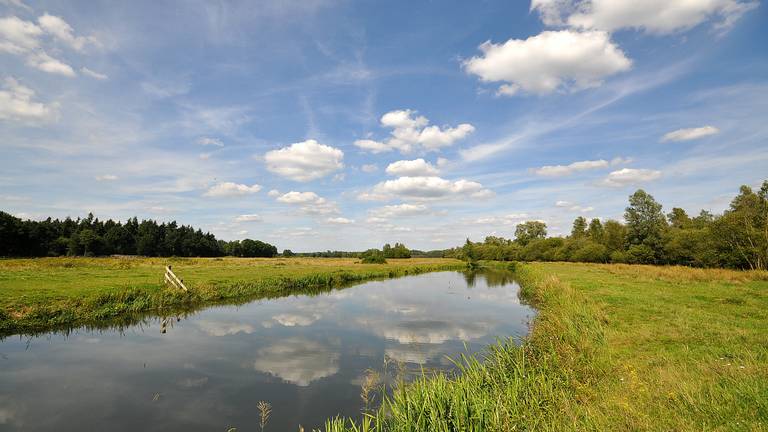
[0,256,464,335]
[322,262,768,432]
[1,257,766,430]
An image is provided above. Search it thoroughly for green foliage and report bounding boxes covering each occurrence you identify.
[514,221,547,245]
[282,249,295,257]
[0,212,276,258]
[450,179,768,270]
[382,242,411,258]
[360,249,387,264]
[571,216,588,238]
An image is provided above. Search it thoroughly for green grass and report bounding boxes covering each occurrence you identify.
[0,256,465,335]
[317,262,768,432]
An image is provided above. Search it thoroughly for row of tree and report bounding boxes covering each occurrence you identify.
[449,180,768,270]
[0,212,278,258]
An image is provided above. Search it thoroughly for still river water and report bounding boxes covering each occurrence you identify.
[0,270,533,431]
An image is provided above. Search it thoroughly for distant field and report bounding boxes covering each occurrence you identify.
[0,256,464,334]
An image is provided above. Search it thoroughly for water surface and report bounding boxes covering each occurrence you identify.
[0,270,533,431]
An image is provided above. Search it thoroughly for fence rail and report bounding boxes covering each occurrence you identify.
[164,265,188,292]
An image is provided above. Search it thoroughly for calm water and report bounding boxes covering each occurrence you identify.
[0,270,533,431]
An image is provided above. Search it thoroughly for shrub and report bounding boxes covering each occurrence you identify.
[360,249,387,264]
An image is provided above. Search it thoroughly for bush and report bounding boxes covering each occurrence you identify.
[360,249,387,264]
[626,244,656,264]
[572,242,609,263]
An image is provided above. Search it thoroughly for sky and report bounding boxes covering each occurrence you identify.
[1,0,767,252]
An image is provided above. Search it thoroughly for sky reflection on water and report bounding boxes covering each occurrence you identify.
[0,270,533,431]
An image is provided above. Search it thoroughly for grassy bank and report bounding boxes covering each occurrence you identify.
[0,257,464,336]
[320,262,768,431]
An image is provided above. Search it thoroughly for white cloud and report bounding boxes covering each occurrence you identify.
[599,168,662,187]
[25,51,76,76]
[275,191,339,215]
[661,125,719,142]
[203,182,262,197]
[364,176,493,201]
[267,189,280,198]
[533,159,609,176]
[355,109,474,154]
[386,159,439,176]
[464,30,631,96]
[95,174,118,181]
[472,213,529,225]
[353,139,390,153]
[0,77,58,123]
[531,0,758,35]
[0,14,96,77]
[360,164,378,173]
[326,217,354,224]
[264,139,344,182]
[234,214,262,222]
[0,15,41,54]
[37,14,97,51]
[368,203,429,219]
[253,338,339,386]
[196,136,224,147]
[80,67,108,80]
[555,200,594,213]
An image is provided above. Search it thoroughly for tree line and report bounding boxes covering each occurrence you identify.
[448,180,768,270]
[0,212,277,258]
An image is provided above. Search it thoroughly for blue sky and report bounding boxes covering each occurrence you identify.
[1,0,767,251]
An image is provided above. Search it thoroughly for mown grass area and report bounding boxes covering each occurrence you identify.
[0,256,465,335]
[320,262,768,432]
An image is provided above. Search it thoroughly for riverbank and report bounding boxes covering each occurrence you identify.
[323,262,768,431]
[0,257,465,336]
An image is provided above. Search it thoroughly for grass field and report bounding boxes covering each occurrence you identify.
[0,256,464,335]
[322,262,768,432]
[2,258,767,430]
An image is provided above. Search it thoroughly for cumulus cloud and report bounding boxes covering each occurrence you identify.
[0,77,58,123]
[363,176,493,201]
[275,191,339,215]
[354,109,474,154]
[661,125,719,142]
[264,139,344,182]
[386,159,439,176]
[0,14,98,77]
[368,203,430,219]
[534,159,609,176]
[599,168,662,187]
[531,0,758,35]
[464,30,631,96]
[203,182,262,197]
[234,214,262,222]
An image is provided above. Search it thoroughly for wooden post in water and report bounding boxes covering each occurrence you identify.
[164,265,188,292]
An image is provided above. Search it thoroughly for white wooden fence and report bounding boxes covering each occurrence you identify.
[164,265,188,292]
